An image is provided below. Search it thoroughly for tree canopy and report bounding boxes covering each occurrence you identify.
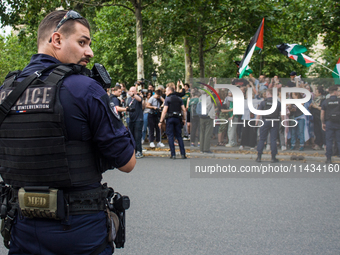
[0,0,339,87]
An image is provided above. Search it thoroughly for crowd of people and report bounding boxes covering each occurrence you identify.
[106,80,189,158]
[108,71,340,162]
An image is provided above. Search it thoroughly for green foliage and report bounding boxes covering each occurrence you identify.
[91,6,136,87]
[0,32,36,80]
[91,5,155,88]
[155,43,185,85]
[1,0,339,83]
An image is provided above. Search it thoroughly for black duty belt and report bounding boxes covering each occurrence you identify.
[65,186,108,215]
[13,185,110,220]
[167,112,182,118]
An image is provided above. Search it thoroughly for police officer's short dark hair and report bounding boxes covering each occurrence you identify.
[329,85,339,94]
[113,85,122,91]
[168,86,175,93]
[38,10,90,47]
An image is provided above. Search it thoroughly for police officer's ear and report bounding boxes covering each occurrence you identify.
[50,32,62,49]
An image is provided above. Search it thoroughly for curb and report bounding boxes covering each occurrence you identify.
[143,149,326,162]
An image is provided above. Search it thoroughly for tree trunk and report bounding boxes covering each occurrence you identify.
[198,36,205,79]
[184,36,193,84]
[134,0,144,81]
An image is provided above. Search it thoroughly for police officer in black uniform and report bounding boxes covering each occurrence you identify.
[321,85,340,164]
[0,10,135,254]
[158,86,187,159]
[255,88,281,163]
[110,84,127,119]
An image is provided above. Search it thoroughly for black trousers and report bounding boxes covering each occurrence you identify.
[313,117,325,147]
[148,113,160,143]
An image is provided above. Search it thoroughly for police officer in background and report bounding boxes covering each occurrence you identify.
[0,10,136,254]
[255,88,281,163]
[321,85,340,164]
[110,84,127,119]
[158,86,187,159]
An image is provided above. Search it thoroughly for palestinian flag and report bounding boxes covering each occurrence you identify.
[277,43,307,55]
[243,66,253,76]
[234,60,252,76]
[332,57,340,84]
[276,43,315,67]
[238,18,264,78]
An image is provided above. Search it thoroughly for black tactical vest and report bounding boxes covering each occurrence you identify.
[167,94,182,114]
[263,97,280,119]
[325,96,340,123]
[0,65,104,188]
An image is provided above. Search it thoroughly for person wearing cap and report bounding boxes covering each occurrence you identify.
[287,71,297,87]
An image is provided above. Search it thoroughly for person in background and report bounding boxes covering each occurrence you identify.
[287,71,296,87]
[127,86,144,158]
[146,90,165,148]
[142,91,152,144]
[255,88,281,163]
[148,84,155,94]
[217,91,231,146]
[188,90,201,147]
[239,89,259,150]
[110,84,127,119]
[288,92,308,151]
[249,74,268,93]
[198,90,215,154]
[225,90,237,148]
[304,83,315,148]
[321,85,340,164]
[182,83,191,140]
[310,86,326,150]
[158,86,187,159]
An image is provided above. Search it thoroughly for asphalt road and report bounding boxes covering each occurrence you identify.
[1,157,340,254]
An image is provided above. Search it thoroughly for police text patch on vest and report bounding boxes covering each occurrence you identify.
[0,86,56,114]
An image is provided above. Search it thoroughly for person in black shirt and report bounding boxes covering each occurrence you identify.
[321,86,340,163]
[158,86,187,159]
[127,86,144,158]
[255,88,281,163]
[110,85,127,119]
